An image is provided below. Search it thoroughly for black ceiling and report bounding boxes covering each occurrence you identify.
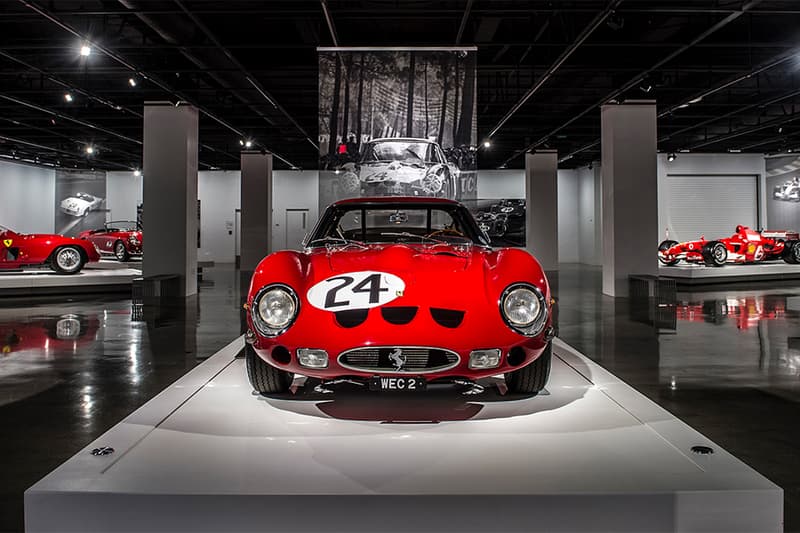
[1,0,800,171]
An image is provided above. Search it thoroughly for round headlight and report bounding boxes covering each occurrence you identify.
[500,284,547,336]
[252,285,299,336]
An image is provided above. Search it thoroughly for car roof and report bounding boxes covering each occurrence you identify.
[332,196,460,207]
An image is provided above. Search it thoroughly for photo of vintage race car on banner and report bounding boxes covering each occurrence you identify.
[318,47,477,206]
[658,225,800,266]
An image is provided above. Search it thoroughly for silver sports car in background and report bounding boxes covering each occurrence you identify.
[60,192,104,217]
[338,138,459,199]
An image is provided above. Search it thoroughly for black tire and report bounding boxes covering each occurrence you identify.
[114,240,130,262]
[784,240,800,264]
[657,239,680,266]
[701,241,728,267]
[505,341,552,394]
[245,344,292,394]
[50,246,86,274]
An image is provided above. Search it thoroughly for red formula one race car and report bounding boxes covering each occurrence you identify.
[0,224,100,274]
[78,221,142,262]
[658,225,800,267]
[244,197,555,396]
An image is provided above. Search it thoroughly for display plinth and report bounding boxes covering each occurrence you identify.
[659,261,800,285]
[0,265,141,296]
[25,337,782,533]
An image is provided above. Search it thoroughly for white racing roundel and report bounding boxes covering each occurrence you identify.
[307,271,405,311]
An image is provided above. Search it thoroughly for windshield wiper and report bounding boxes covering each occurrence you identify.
[307,236,367,249]
[379,232,446,244]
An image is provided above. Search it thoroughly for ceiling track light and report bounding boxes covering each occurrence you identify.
[667,153,676,162]
[483,140,491,148]
[64,93,73,103]
[80,43,91,57]
[85,145,94,155]
[133,169,141,177]
[128,77,138,87]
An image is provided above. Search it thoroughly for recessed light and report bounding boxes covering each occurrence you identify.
[85,145,94,155]
[64,93,73,103]
[80,44,91,57]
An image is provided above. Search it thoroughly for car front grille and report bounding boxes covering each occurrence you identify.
[338,347,459,373]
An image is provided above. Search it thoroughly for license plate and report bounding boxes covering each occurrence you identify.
[369,376,426,392]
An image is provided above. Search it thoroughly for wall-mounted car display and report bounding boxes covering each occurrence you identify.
[658,225,800,266]
[773,177,800,202]
[78,221,142,262]
[244,197,554,396]
[59,192,104,217]
[337,138,459,199]
[0,224,100,274]
[475,199,526,238]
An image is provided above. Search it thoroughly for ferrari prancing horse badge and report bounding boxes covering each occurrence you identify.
[2,239,12,248]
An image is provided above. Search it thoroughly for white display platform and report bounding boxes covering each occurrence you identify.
[25,337,782,533]
[0,265,140,296]
[659,261,800,285]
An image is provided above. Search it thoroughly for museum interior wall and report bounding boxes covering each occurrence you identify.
[0,159,55,233]
[0,154,780,265]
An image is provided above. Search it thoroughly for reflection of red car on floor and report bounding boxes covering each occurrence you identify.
[78,221,142,262]
[0,224,100,274]
[658,226,800,267]
[1,314,100,354]
[676,296,785,330]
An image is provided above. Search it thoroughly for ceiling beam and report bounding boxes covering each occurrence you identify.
[500,0,765,167]
[455,0,474,45]
[486,0,624,140]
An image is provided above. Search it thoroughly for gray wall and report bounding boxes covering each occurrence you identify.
[0,160,55,233]
[557,169,579,263]
[199,170,241,264]
[106,171,143,222]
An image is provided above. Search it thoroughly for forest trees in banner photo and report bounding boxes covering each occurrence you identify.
[319,49,477,206]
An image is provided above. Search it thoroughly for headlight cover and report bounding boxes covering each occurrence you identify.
[500,283,548,337]
[251,284,299,337]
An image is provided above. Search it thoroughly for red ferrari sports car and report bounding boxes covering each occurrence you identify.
[658,225,800,266]
[244,197,555,395]
[0,224,100,274]
[78,221,142,262]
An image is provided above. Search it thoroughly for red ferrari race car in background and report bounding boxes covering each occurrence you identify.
[658,225,800,267]
[0,224,100,274]
[79,221,142,262]
[244,197,555,396]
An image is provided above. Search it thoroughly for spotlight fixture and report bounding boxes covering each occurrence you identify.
[80,44,91,57]
[64,93,73,103]
[778,126,784,133]
[133,169,141,177]
[245,140,253,148]
[85,145,95,155]
[483,140,491,148]
[688,96,703,104]
[667,153,676,162]
[239,139,245,146]
[128,77,137,87]
[639,80,652,93]
[728,148,742,153]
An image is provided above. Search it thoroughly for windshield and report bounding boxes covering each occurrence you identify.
[106,221,138,231]
[309,202,489,247]
[360,141,442,165]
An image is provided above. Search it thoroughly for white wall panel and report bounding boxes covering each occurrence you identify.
[664,175,757,242]
[106,171,142,222]
[0,160,55,233]
[558,169,579,263]
[199,170,241,263]
[476,170,525,199]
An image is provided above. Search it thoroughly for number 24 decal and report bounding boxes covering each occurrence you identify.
[307,271,405,312]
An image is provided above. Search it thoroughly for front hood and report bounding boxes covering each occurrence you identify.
[61,198,89,209]
[359,162,429,184]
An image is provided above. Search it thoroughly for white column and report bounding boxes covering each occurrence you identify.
[142,102,199,297]
[240,151,273,272]
[526,150,559,271]
[601,100,658,297]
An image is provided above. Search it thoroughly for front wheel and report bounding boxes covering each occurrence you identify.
[702,241,728,267]
[114,240,130,262]
[245,344,293,394]
[784,240,800,264]
[657,239,680,266]
[505,342,552,394]
[51,246,85,274]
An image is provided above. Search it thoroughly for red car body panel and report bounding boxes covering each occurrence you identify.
[78,226,143,257]
[658,225,798,265]
[246,197,553,381]
[0,226,100,270]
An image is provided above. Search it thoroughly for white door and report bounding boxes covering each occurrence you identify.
[285,209,309,251]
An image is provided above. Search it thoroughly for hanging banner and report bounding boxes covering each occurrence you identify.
[318,47,478,207]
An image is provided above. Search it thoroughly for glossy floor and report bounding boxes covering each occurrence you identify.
[2,263,799,531]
